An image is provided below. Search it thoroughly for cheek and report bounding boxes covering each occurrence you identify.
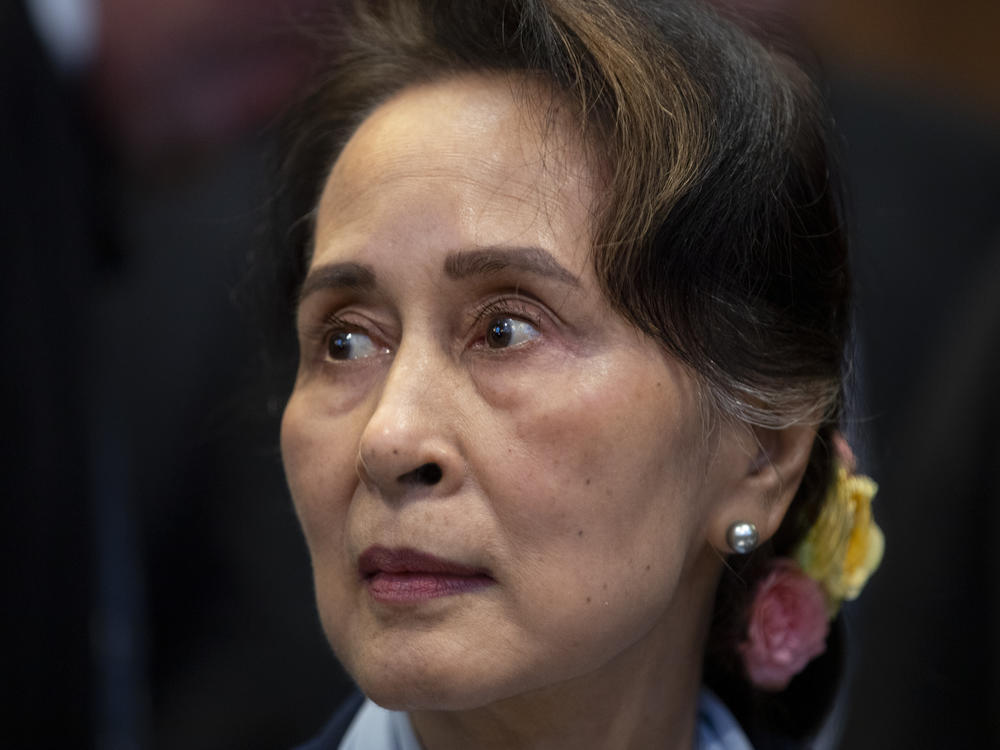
[282,389,376,665]
[475,353,707,634]
[482,353,702,541]
[280,389,361,557]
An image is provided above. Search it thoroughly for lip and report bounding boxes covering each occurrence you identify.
[358,545,494,603]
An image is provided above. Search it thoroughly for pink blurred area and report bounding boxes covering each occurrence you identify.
[89,0,336,164]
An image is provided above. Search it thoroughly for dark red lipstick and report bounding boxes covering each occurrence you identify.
[359,546,494,603]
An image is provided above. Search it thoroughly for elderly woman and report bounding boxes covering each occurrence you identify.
[275,0,882,748]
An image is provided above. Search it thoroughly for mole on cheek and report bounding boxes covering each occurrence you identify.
[577,529,584,537]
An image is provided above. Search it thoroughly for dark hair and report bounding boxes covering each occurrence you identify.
[273,0,850,744]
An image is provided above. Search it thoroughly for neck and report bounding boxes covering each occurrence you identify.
[409,554,721,750]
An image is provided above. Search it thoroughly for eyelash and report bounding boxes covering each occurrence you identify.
[321,311,380,340]
[321,312,357,335]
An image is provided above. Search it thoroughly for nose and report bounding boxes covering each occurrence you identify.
[356,342,465,499]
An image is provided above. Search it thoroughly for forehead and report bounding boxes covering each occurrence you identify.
[313,75,597,267]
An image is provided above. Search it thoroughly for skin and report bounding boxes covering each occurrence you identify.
[281,75,809,750]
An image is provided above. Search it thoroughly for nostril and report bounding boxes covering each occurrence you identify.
[398,462,443,486]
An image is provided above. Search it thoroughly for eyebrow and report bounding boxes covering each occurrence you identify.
[298,262,376,305]
[297,245,579,307]
[443,246,579,286]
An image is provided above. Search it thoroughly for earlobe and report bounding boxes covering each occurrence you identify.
[709,424,817,553]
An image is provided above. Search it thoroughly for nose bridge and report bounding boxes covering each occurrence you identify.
[368,343,439,441]
[357,337,462,494]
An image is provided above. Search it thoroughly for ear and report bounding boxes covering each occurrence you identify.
[706,423,817,553]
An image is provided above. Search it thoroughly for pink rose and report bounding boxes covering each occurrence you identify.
[738,559,829,691]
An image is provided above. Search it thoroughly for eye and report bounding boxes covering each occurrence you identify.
[485,316,540,349]
[327,330,384,361]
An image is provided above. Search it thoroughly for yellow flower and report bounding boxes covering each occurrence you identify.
[794,465,884,613]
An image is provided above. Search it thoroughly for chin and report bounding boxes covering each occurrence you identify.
[353,662,506,712]
[362,679,472,712]
[340,634,532,712]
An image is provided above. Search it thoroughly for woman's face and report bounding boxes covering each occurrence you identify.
[282,76,749,710]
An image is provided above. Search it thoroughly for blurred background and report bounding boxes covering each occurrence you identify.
[2,0,997,748]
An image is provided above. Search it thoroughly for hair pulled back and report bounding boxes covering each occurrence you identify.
[275,0,851,744]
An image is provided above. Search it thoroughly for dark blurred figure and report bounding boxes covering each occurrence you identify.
[1,1,103,746]
[2,1,351,748]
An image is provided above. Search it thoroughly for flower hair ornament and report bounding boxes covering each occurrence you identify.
[737,433,884,691]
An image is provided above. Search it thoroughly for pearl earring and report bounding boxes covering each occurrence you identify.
[726,521,759,554]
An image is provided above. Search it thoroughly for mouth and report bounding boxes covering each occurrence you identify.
[358,545,495,603]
